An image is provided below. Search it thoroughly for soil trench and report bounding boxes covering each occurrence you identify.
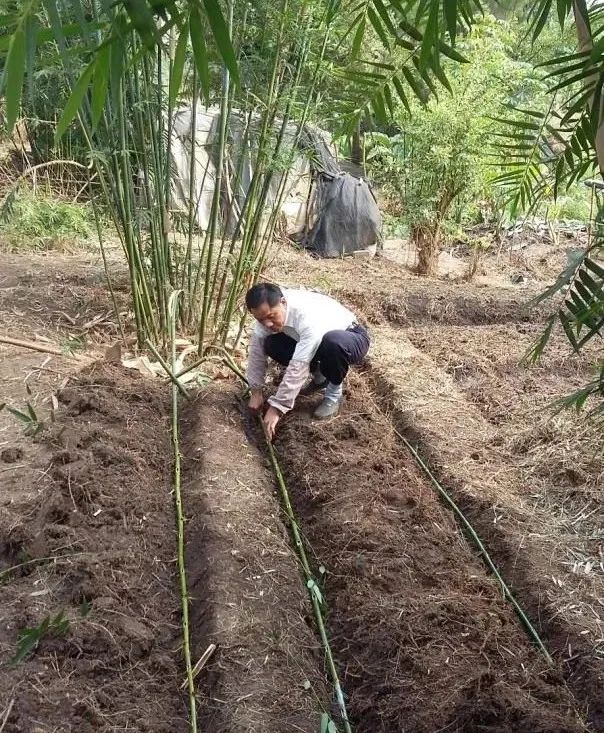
[268,374,587,733]
[367,321,604,728]
[181,385,329,732]
[0,364,186,732]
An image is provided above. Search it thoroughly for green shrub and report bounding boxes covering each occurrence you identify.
[0,189,96,251]
[540,187,593,222]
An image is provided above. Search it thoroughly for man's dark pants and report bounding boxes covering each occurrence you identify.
[264,324,370,385]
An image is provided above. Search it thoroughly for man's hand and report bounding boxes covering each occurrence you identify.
[249,389,265,413]
[263,406,281,441]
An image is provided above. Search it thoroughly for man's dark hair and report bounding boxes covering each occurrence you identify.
[245,282,283,310]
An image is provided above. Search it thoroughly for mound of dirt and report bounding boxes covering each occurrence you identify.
[271,374,586,733]
[0,364,186,733]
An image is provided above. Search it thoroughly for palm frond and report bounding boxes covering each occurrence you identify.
[526,243,604,357]
[489,100,560,218]
[490,100,599,218]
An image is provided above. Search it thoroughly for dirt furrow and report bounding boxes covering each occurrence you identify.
[368,321,603,729]
[0,364,186,732]
[271,374,586,733]
[181,385,330,732]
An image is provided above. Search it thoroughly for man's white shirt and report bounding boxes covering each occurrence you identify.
[246,288,356,413]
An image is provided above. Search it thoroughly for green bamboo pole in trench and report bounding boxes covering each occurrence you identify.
[389,425,554,665]
[219,363,353,730]
[260,425,353,733]
[168,291,198,733]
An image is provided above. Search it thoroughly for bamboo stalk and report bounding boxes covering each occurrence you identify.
[214,351,352,728]
[145,338,191,399]
[260,421,353,733]
[168,291,198,733]
[182,68,199,316]
[0,335,73,357]
[89,176,126,344]
[389,424,553,665]
[197,0,234,354]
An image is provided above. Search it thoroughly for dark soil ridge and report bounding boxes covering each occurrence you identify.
[370,366,603,731]
[0,364,187,733]
[338,285,550,328]
[271,374,587,733]
[180,386,330,733]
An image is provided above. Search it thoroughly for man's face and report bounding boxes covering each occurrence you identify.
[250,298,286,333]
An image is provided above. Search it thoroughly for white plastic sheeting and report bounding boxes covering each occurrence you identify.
[169,104,325,235]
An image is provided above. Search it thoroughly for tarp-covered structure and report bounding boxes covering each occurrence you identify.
[169,105,381,257]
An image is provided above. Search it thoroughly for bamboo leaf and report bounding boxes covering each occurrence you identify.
[42,0,68,60]
[392,74,411,112]
[91,43,110,129]
[0,20,104,53]
[24,14,37,106]
[557,0,571,27]
[383,81,394,116]
[430,53,452,94]
[110,31,125,111]
[398,15,422,42]
[169,20,188,106]
[122,0,158,49]
[559,310,580,351]
[438,39,468,63]
[5,406,31,424]
[529,249,586,307]
[26,402,37,422]
[351,14,365,60]
[55,60,95,142]
[401,66,428,103]
[419,0,438,70]
[371,90,388,122]
[372,0,398,37]
[522,315,556,364]
[445,0,458,43]
[367,6,390,48]
[4,23,26,132]
[306,578,323,605]
[532,0,553,40]
[202,0,239,84]
[189,8,210,104]
[585,257,604,279]
[577,268,604,301]
[11,612,69,665]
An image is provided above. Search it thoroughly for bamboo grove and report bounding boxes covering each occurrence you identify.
[0,0,486,353]
[0,0,341,353]
[0,0,602,407]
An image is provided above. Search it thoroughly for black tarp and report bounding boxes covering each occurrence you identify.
[295,127,381,257]
[303,172,381,257]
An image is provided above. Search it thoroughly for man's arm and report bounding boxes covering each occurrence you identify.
[267,360,310,414]
[267,325,319,414]
[247,331,268,412]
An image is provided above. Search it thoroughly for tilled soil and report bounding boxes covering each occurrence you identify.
[271,374,587,733]
[0,364,187,732]
[271,245,549,327]
[366,319,603,727]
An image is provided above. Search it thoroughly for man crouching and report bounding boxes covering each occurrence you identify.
[245,282,370,439]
